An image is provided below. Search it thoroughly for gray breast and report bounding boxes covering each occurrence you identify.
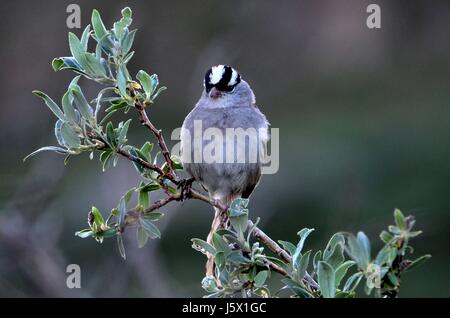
[181,105,268,200]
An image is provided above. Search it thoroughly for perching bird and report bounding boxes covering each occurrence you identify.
[180,65,269,277]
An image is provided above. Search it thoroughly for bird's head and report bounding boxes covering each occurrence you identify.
[203,65,241,99]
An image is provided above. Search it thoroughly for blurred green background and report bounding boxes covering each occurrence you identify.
[0,0,449,297]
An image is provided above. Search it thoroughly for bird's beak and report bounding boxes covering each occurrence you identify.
[209,87,222,99]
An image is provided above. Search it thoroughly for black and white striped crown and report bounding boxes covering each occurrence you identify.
[204,65,241,93]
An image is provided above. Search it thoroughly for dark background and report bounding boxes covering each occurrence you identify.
[0,0,449,297]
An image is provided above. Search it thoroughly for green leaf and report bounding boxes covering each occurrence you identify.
[214,251,225,270]
[123,51,135,64]
[229,208,248,238]
[136,226,149,248]
[404,254,431,273]
[228,207,248,218]
[69,75,81,89]
[71,85,93,119]
[93,87,115,118]
[117,66,128,97]
[191,238,216,255]
[292,228,314,268]
[408,230,423,238]
[91,9,108,41]
[202,276,218,293]
[110,152,119,167]
[296,250,311,282]
[343,272,364,292]
[342,233,369,269]
[142,212,163,222]
[100,150,112,171]
[137,70,153,99]
[95,228,117,238]
[129,148,145,173]
[254,270,269,287]
[335,291,355,298]
[32,90,65,121]
[117,119,131,145]
[54,119,65,146]
[132,149,150,165]
[335,260,355,287]
[253,287,271,298]
[52,57,84,73]
[117,188,135,227]
[139,217,161,239]
[375,245,396,266]
[227,251,251,264]
[75,229,93,238]
[357,231,371,262]
[80,24,91,51]
[117,233,126,260]
[23,146,68,161]
[60,122,80,148]
[281,278,314,298]
[139,183,160,192]
[52,58,64,71]
[114,20,126,42]
[313,250,322,270]
[106,122,117,148]
[122,29,136,55]
[170,155,183,170]
[317,261,336,298]
[105,99,129,113]
[212,233,231,256]
[83,53,107,77]
[113,7,133,41]
[91,206,104,227]
[139,141,153,161]
[278,240,297,256]
[68,32,86,69]
[323,233,345,261]
[394,208,406,230]
[121,7,132,21]
[324,241,345,270]
[150,74,159,94]
[379,230,393,244]
[152,86,167,100]
[228,201,248,217]
[138,187,149,209]
[62,91,78,124]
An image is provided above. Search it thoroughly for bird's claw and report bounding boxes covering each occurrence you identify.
[178,177,195,201]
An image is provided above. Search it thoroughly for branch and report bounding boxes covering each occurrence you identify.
[264,259,289,277]
[249,220,291,262]
[249,220,319,290]
[122,195,179,228]
[129,88,175,173]
[116,148,178,184]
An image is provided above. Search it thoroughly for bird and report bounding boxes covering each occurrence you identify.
[180,65,269,277]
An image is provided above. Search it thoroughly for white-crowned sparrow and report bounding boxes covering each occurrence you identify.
[180,65,269,276]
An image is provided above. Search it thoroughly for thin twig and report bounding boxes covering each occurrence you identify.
[249,220,319,290]
[249,220,291,262]
[129,88,175,173]
[122,195,179,228]
[264,259,289,276]
[116,148,178,184]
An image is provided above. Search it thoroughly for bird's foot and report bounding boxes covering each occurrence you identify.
[177,177,195,201]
